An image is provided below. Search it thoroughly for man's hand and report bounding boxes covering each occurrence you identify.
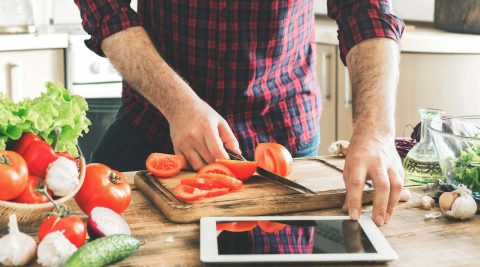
[344,38,403,226]
[101,27,240,169]
[168,99,240,170]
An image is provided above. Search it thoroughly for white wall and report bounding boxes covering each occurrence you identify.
[314,0,435,22]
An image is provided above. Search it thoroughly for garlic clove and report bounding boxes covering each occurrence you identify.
[399,189,411,202]
[439,192,458,212]
[419,195,435,210]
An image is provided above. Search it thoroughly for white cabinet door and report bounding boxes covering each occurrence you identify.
[337,63,353,141]
[0,49,64,101]
[396,53,480,137]
[316,44,337,155]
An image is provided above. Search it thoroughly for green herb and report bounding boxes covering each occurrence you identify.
[452,144,480,192]
[0,82,90,156]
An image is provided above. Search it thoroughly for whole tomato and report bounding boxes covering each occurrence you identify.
[12,175,53,204]
[38,215,87,248]
[0,150,29,200]
[75,163,131,214]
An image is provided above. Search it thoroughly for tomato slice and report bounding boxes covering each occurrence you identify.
[257,221,287,233]
[216,221,258,232]
[198,163,235,177]
[215,159,257,181]
[195,173,243,190]
[172,185,208,202]
[146,153,184,178]
[255,143,293,177]
[205,187,230,197]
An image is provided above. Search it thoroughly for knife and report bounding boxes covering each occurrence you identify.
[225,149,317,194]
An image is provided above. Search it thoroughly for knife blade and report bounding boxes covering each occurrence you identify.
[225,149,316,194]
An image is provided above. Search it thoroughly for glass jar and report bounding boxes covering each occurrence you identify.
[403,108,445,185]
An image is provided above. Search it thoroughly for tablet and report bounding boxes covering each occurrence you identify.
[200,215,398,263]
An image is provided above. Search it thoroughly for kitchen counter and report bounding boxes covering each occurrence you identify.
[18,164,480,267]
[315,17,480,54]
[0,32,68,52]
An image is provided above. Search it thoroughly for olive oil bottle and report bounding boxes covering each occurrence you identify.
[403,109,445,185]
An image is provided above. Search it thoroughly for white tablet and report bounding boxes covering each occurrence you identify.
[200,215,398,263]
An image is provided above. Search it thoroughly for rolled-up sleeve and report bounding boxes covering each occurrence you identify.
[74,0,141,57]
[327,0,405,65]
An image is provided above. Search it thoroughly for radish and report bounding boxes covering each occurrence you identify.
[87,207,131,239]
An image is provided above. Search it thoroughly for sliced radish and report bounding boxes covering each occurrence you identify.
[87,207,131,239]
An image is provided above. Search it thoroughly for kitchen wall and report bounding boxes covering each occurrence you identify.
[314,0,435,22]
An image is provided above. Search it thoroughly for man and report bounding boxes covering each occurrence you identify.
[75,0,405,226]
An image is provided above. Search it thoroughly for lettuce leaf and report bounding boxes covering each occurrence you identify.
[0,82,91,157]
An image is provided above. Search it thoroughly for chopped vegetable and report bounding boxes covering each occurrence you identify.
[194,173,243,190]
[0,82,90,157]
[88,207,131,240]
[0,214,37,266]
[215,159,257,181]
[64,235,140,267]
[37,231,77,267]
[146,153,184,178]
[452,144,480,192]
[254,143,292,177]
[197,163,235,177]
[172,185,208,202]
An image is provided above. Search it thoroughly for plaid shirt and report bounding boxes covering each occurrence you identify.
[249,225,314,254]
[75,0,404,159]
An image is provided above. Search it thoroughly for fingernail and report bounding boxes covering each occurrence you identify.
[375,215,384,226]
[349,209,360,220]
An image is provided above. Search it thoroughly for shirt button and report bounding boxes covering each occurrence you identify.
[221,8,229,17]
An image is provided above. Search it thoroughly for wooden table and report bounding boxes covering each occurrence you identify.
[19,171,480,267]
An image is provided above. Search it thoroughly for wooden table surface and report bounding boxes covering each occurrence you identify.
[18,170,480,267]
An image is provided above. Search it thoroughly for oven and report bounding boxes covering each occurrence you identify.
[65,32,123,163]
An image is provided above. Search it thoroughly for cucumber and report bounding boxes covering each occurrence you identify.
[65,234,140,267]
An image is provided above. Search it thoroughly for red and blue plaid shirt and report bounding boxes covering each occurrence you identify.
[75,0,404,159]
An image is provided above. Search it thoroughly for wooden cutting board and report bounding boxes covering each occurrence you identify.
[134,156,374,223]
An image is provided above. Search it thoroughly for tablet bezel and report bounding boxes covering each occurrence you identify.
[200,215,398,263]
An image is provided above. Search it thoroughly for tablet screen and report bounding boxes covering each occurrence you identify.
[216,220,376,255]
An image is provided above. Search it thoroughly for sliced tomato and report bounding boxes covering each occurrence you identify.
[255,143,293,177]
[146,153,184,178]
[198,163,235,177]
[195,173,243,190]
[172,185,208,202]
[205,187,230,197]
[216,221,258,232]
[257,221,287,233]
[215,159,257,181]
[180,177,223,190]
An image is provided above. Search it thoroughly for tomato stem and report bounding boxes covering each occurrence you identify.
[35,185,69,217]
[109,172,123,184]
[0,154,10,165]
[51,127,62,151]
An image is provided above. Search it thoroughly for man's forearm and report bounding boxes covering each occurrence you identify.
[346,38,400,140]
[101,26,199,121]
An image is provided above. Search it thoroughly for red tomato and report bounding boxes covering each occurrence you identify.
[195,173,243,190]
[13,133,42,155]
[38,215,87,248]
[12,175,53,204]
[146,153,184,178]
[255,143,293,177]
[205,187,230,197]
[172,185,208,202]
[215,159,257,181]
[16,134,58,177]
[197,163,235,177]
[216,221,258,232]
[75,163,131,214]
[257,221,287,233]
[0,150,29,200]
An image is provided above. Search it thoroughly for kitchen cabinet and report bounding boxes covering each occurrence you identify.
[0,49,64,101]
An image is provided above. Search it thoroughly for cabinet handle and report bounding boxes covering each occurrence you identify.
[8,62,23,102]
[321,53,332,101]
[344,68,352,108]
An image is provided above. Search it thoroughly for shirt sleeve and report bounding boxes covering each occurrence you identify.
[327,0,405,65]
[74,0,141,57]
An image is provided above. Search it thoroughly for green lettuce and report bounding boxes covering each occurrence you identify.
[0,82,91,157]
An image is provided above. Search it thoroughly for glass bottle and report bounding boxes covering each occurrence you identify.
[403,108,445,185]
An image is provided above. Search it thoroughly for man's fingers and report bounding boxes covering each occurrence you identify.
[370,168,390,226]
[182,149,207,170]
[218,120,241,155]
[385,169,404,224]
[204,126,229,160]
[344,166,367,221]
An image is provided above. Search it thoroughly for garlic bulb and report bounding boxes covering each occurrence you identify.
[46,156,79,197]
[37,231,77,267]
[0,214,37,266]
[328,140,350,157]
[439,185,477,220]
[419,195,435,210]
